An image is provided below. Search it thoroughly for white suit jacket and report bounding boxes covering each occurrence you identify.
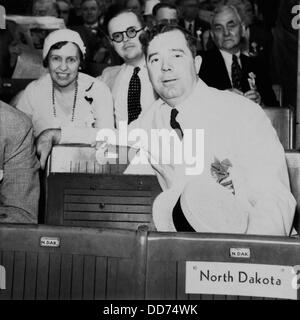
[135,80,296,236]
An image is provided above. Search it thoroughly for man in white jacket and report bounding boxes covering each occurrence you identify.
[135,24,296,236]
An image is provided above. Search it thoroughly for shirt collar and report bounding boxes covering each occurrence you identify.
[125,57,147,71]
[159,79,207,114]
[220,49,241,64]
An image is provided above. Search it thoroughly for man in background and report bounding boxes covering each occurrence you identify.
[152,2,179,26]
[72,0,115,75]
[199,4,278,106]
[178,0,210,37]
[99,6,156,127]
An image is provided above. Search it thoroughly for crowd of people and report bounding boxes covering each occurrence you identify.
[0,0,298,236]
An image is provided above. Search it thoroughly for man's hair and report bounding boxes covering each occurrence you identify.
[140,24,197,58]
[81,0,99,8]
[223,0,254,27]
[43,41,84,67]
[152,2,178,17]
[103,4,145,35]
[211,4,245,26]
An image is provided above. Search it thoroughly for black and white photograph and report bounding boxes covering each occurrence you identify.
[0,0,299,309]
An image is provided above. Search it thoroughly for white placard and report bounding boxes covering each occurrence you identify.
[186,262,298,300]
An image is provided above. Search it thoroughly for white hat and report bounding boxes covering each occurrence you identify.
[144,0,160,15]
[43,29,86,60]
[0,5,5,29]
[153,175,250,233]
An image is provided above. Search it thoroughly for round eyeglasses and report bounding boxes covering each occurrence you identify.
[110,26,144,43]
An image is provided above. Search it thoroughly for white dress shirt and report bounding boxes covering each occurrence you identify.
[184,20,195,34]
[109,61,157,128]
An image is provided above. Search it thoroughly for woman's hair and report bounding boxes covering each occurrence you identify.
[43,41,84,68]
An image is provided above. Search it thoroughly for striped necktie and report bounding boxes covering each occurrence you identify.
[128,66,142,124]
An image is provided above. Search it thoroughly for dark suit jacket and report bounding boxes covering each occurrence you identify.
[198,47,279,106]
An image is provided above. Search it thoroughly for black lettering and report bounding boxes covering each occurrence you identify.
[239,271,248,283]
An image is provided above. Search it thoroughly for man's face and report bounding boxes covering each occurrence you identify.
[211,7,245,54]
[33,2,58,17]
[57,1,70,25]
[48,42,80,88]
[146,30,201,107]
[155,7,178,25]
[81,0,99,25]
[108,12,144,63]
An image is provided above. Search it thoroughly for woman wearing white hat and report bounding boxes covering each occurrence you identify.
[16,29,114,168]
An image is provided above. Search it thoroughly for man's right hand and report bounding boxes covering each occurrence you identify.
[36,129,61,169]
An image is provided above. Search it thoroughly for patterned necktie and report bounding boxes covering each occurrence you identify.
[231,54,242,91]
[170,108,184,140]
[128,66,142,124]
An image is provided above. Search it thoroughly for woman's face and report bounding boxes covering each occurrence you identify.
[48,42,80,88]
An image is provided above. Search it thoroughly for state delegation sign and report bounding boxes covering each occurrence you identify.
[186,261,298,300]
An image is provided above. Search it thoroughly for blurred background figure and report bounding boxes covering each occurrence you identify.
[32,0,58,17]
[143,0,160,27]
[68,0,84,26]
[272,0,298,108]
[72,0,122,76]
[0,5,15,77]
[57,0,71,26]
[124,0,144,15]
[80,0,100,27]
[178,0,210,37]
[152,1,179,26]
[7,0,64,79]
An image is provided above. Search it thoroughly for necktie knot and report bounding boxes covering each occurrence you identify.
[232,54,238,64]
[133,66,140,76]
[170,108,179,124]
[170,108,183,140]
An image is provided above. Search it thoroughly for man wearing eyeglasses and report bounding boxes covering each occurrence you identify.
[99,6,156,128]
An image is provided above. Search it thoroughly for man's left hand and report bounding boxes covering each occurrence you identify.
[36,129,61,169]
